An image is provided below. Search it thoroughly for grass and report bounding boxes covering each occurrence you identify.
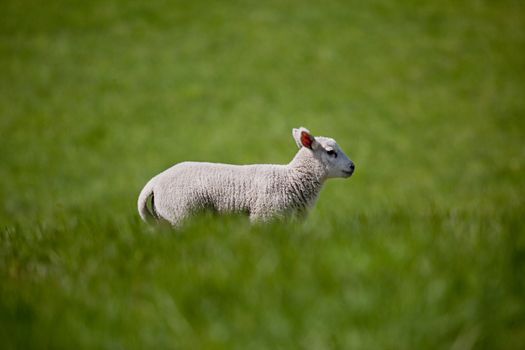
[1,0,524,348]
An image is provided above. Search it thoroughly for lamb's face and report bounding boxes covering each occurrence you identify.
[314,136,355,179]
[292,127,355,179]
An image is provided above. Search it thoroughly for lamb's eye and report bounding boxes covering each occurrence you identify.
[327,150,337,157]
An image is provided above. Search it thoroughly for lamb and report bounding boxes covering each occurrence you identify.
[137,127,355,226]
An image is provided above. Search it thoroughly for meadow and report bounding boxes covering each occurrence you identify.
[1,0,524,348]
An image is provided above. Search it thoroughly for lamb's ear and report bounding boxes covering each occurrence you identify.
[292,127,317,150]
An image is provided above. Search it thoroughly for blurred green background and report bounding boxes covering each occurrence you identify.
[1,0,524,348]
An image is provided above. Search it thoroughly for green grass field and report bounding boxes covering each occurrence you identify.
[1,0,524,348]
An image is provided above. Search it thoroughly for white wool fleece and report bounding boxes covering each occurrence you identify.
[138,127,355,227]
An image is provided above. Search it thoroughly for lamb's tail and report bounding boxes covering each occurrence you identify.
[137,179,157,223]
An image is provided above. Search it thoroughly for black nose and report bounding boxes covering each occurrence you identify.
[350,163,355,172]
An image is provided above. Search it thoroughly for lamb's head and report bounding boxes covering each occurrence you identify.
[292,127,355,179]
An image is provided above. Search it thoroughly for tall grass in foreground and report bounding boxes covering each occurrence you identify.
[1,206,524,349]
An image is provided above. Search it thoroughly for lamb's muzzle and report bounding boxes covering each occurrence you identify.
[342,162,355,177]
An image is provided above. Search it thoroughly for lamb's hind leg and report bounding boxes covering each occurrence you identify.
[153,207,187,228]
[154,195,192,229]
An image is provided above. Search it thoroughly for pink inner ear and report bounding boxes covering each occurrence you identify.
[300,131,313,149]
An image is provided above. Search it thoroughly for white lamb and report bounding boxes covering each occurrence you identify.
[137,127,355,226]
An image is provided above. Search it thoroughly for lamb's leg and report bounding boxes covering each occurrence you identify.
[249,211,265,223]
[154,209,186,228]
[249,208,283,223]
[154,198,191,229]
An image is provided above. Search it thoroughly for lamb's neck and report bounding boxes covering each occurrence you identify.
[288,149,326,183]
[286,150,327,200]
